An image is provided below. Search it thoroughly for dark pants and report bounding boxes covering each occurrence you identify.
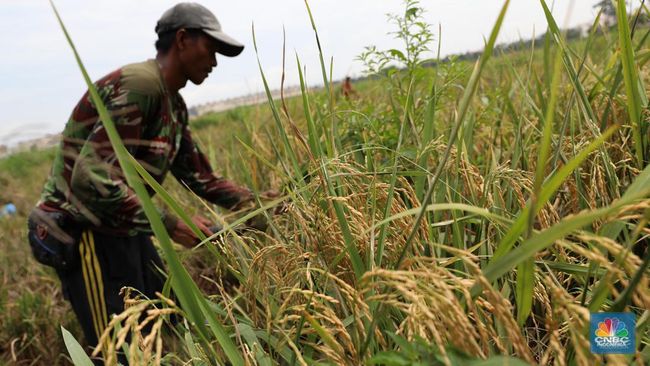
[56,229,166,361]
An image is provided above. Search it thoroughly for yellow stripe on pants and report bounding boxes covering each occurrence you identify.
[87,230,108,333]
[79,231,102,341]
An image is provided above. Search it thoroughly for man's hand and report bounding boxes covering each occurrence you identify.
[170,215,213,248]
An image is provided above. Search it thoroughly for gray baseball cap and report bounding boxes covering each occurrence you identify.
[155,2,244,57]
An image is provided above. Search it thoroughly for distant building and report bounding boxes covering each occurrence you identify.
[189,86,304,117]
[16,133,60,151]
[0,133,60,158]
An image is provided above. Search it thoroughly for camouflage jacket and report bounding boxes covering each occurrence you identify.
[38,59,252,236]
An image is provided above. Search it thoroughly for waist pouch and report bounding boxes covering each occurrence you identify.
[27,208,82,272]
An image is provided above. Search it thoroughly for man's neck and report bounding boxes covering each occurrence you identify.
[156,53,187,94]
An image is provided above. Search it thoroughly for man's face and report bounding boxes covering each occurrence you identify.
[178,30,219,85]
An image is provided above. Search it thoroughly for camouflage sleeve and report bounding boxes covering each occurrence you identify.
[69,89,156,232]
[170,125,253,210]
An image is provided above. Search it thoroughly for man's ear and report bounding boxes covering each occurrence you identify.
[175,28,189,51]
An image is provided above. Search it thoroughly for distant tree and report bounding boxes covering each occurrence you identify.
[594,0,617,16]
[597,1,650,30]
[638,11,650,26]
[594,0,619,26]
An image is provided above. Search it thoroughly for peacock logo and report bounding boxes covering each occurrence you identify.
[595,318,629,338]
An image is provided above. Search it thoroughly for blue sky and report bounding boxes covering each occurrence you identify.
[0,0,601,146]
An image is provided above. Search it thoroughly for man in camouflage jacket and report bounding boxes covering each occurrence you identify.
[27,3,262,359]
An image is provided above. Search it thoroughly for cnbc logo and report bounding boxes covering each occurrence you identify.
[590,313,635,354]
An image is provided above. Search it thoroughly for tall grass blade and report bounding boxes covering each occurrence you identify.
[415,81,438,201]
[252,24,304,187]
[528,22,563,231]
[303,0,330,96]
[303,0,338,156]
[130,158,245,284]
[615,0,646,166]
[416,24,443,195]
[130,157,204,241]
[296,55,323,159]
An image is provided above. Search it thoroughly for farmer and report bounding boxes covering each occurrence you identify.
[341,76,356,99]
[27,2,267,358]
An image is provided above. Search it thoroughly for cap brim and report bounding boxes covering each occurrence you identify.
[203,29,244,57]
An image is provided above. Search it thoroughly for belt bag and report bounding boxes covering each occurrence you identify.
[27,208,82,272]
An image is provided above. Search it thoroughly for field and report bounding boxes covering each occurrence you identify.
[1,0,649,365]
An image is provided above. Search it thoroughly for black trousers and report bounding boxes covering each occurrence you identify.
[56,229,166,357]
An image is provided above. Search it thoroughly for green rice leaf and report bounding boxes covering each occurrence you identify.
[616,0,646,167]
[61,326,94,366]
[516,258,535,325]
